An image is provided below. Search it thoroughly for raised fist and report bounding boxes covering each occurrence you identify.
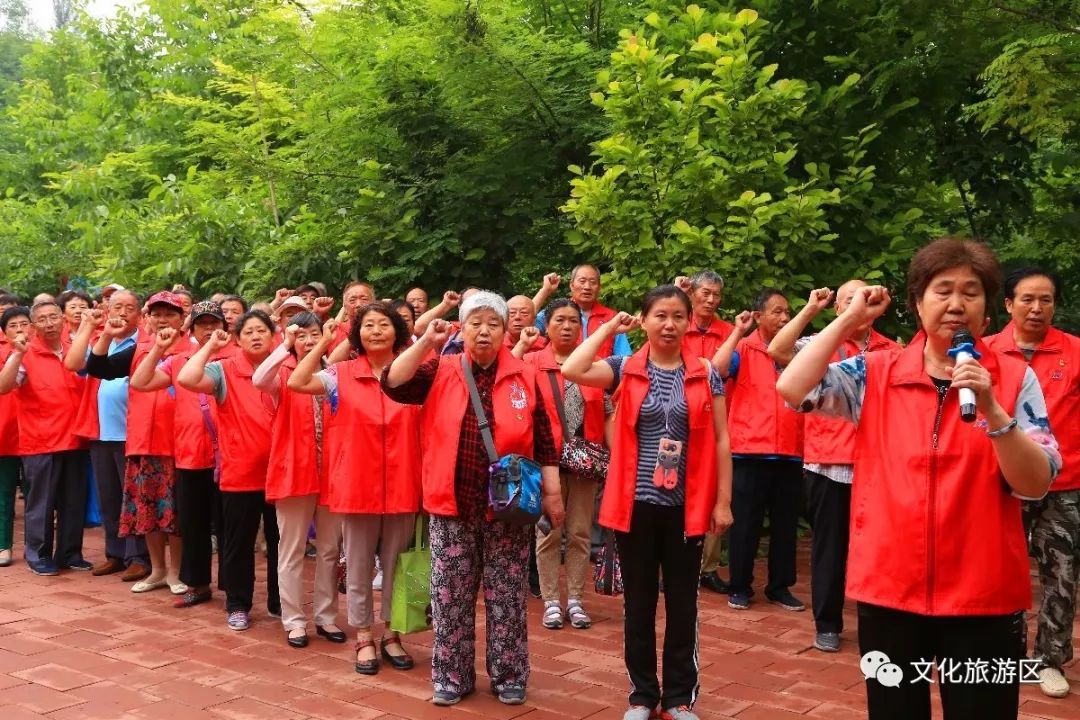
[283,324,300,350]
[425,318,452,347]
[155,327,181,350]
[607,311,640,335]
[806,287,834,313]
[518,325,541,349]
[733,310,754,333]
[848,286,891,324]
[207,329,231,351]
[80,308,104,329]
[104,316,128,337]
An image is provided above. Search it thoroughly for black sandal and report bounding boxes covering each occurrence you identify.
[380,633,414,671]
[354,639,379,675]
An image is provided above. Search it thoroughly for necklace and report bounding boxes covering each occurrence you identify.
[923,352,953,379]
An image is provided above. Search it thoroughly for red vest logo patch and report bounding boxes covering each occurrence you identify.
[509,381,528,410]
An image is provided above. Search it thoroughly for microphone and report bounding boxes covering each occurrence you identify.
[947,329,981,423]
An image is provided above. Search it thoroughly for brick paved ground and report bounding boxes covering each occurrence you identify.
[1,520,1077,720]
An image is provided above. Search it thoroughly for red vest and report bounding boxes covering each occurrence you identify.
[324,355,422,514]
[216,354,276,492]
[601,344,718,536]
[16,336,85,455]
[581,302,619,359]
[124,339,177,457]
[986,324,1080,491]
[727,330,804,456]
[0,348,19,456]
[848,333,1031,616]
[682,317,734,361]
[421,347,538,516]
[166,348,216,471]
[526,345,605,453]
[803,329,898,465]
[73,332,122,442]
[72,376,102,441]
[265,358,322,502]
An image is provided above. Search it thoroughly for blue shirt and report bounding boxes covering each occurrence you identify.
[96,332,138,441]
[535,308,633,357]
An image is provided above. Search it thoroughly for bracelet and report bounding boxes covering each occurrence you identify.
[986,418,1018,438]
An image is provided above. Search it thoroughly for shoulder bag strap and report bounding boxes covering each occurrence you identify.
[197,393,221,483]
[546,370,571,443]
[460,354,500,464]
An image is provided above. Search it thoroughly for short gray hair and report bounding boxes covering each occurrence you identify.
[460,290,508,326]
[570,264,600,282]
[690,270,724,291]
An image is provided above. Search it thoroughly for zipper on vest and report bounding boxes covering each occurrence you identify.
[380,391,387,512]
[927,383,948,613]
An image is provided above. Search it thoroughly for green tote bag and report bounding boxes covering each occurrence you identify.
[390,516,431,635]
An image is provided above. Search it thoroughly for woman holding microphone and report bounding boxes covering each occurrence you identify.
[776,237,1061,720]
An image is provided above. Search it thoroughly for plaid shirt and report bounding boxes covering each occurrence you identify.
[382,357,559,520]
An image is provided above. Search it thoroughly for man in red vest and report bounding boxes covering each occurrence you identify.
[534,265,632,359]
[679,271,735,360]
[66,291,152,581]
[768,280,898,653]
[677,271,736,594]
[0,300,88,576]
[534,265,631,564]
[712,288,805,613]
[504,295,546,354]
[985,267,1080,699]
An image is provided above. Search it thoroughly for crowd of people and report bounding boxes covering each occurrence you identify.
[0,235,1076,720]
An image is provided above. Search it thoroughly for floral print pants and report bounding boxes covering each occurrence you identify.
[430,513,531,694]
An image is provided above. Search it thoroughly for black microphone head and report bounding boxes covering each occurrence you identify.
[951,328,975,347]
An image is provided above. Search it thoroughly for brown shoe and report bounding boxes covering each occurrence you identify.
[120,564,151,582]
[91,558,125,576]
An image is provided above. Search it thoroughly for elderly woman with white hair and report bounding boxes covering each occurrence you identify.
[383,290,565,708]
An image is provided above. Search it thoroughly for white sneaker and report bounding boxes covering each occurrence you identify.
[1039,667,1070,698]
[372,570,383,591]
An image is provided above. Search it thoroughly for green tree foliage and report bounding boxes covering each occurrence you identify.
[0,0,1074,335]
[562,5,938,316]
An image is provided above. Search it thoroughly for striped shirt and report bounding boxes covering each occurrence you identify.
[606,356,724,506]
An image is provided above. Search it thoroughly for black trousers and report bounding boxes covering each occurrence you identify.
[858,602,1024,720]
[806,471,851,633]
[175,468,221,588]
[219,490,279,614]
[727,458,802,597]
[21,451,87,566]
[615,501,704,710]
[89,441,149,567]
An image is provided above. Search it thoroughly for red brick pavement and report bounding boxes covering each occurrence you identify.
[0,522,1077,719]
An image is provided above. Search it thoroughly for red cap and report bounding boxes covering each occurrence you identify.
[146,291,186,312]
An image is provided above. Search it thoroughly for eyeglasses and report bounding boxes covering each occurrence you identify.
[33,314,63,325]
